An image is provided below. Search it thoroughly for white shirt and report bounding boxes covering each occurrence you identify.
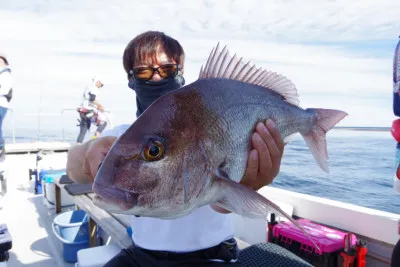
[80,81,100,110]
[0,67,12,108]
[102,124,234,252]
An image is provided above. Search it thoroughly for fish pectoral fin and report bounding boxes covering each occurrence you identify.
[214,172,290,219]
[212,170,321,252]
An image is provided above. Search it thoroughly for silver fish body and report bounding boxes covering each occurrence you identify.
[93,43,348,251]
[184,78,319,184]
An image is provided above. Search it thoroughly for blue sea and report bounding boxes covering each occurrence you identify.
[4,128,399,215]
[272,130,399,214]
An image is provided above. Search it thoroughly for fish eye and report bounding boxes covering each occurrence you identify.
[142,139,164,161]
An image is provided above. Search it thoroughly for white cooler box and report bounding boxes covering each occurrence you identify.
[76,244,121,267]
[43,174,75,207]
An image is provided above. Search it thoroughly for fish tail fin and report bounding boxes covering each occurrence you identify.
[212,170,321,253]
[302,108,348,173]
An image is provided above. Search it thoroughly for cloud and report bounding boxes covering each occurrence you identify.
[1,0,399,43]
[0,0,398,136]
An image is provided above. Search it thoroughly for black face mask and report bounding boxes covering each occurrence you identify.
[128,75,185,118]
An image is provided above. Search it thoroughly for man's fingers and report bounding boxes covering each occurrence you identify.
[241,149,258,188]
[256,121,280,157]
[245,149,258,179]
[103,136,118,147]
[262,120,283,179]
[83,155,94,181]
[266,119,284,153]
[252,128,272,180]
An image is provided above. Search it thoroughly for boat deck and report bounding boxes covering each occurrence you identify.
[0,152,73,267]
[0,141,398,266]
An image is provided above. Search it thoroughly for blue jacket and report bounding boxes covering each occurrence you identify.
[393,37,400,116]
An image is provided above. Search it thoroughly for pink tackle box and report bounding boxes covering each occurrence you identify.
[272,219,357,267]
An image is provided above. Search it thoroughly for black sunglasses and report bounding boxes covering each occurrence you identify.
[131,64,181,81]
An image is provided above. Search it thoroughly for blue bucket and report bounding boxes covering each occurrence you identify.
[52,210,90,263]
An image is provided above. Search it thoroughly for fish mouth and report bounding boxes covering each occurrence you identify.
[92,184,138,212]
[92,195,123,212]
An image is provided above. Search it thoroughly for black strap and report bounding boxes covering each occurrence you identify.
[139,238,238,262]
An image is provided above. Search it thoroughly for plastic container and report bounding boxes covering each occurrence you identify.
[76,244,121,267]
[33,168,65,195]
[43,173,75,207]
[272,219,357,267]
[52,210,90,263]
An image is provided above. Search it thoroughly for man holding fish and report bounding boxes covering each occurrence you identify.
[66,31,285,266]
[67,30,346,266]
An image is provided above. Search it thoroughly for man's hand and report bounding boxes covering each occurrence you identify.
[83,136,117,182]
[240,119,284,190]
[211,119,284,213]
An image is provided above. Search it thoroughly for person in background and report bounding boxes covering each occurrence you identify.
[76,76,108,144]
[0,55,12,159]
[67,31,285,267]
[391,35,400,267]
[0,54,12,207]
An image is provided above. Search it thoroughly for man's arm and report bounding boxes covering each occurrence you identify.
[66,136,117,183]
[66,140,94,184]
[92,100,104,112]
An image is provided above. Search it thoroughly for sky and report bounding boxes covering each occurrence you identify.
[0,0,399,141]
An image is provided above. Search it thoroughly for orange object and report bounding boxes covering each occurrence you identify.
[356,240,367,267]
[340,252,356,267]
[341,233,356,267]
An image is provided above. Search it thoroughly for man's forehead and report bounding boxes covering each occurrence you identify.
[158,53,173,63]
[136,50,176,67]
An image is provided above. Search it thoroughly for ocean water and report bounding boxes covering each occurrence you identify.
[272,130,399,214]
[4,128,398,214]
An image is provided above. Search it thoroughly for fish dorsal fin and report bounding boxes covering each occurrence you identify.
[199,42,300,106]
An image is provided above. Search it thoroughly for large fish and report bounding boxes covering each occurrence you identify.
[93,43,348,250]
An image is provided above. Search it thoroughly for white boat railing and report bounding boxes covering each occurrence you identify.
[7,108,15,144]
[5,108,114,143]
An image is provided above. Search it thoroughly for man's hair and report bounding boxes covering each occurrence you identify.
[123,31,185,79]
[0,56,8,65]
